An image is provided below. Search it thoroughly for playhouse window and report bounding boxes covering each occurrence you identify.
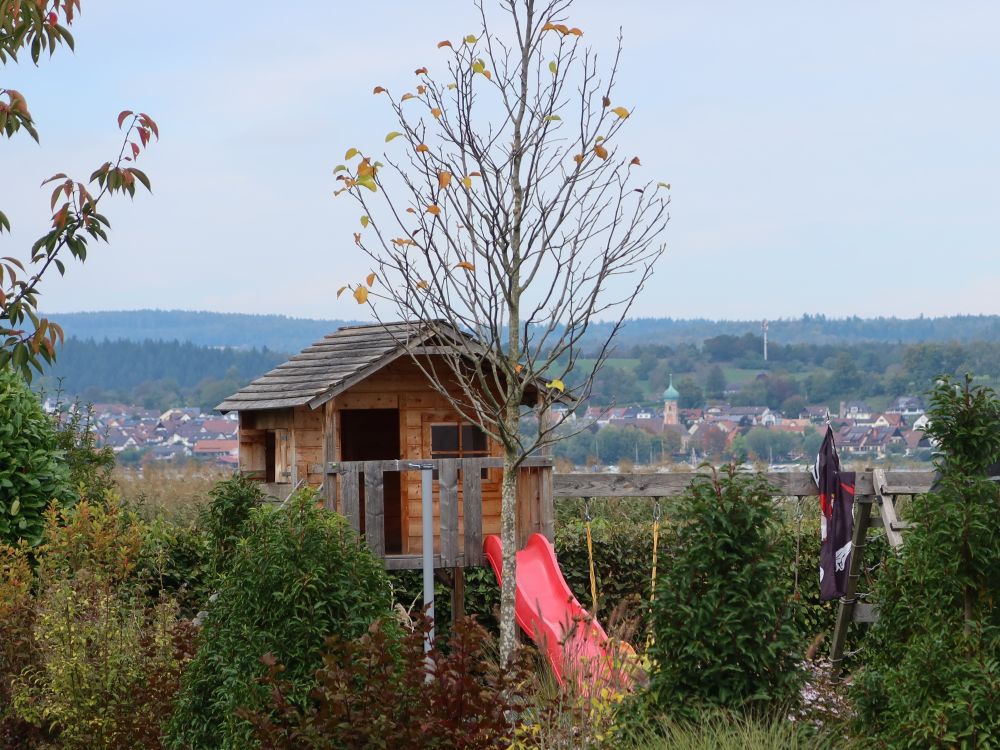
[430,423,489,478]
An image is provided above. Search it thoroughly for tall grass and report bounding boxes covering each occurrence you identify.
[623,713,833,750]
[115,462,233,522]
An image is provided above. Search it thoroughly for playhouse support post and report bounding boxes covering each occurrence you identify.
[451,567,465,627]
[422,465,435,652]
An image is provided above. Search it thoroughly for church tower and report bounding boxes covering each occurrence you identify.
[663,374,680,427]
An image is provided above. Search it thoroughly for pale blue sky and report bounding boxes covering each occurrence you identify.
[4,1,998,320]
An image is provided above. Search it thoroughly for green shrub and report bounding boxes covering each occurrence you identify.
[199,472,265,570]
[852,376,1000,747]
[52,398,117,502]
[243,613,532,749]
[388,565,501,638]
[5,501,192,750]
[166,489,394,750]
[556,510,655,632]
[644,468,805,720]
[0,368,72,545]
[138,516,215,618]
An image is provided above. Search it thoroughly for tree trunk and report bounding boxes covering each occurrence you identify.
[498,448,519,662]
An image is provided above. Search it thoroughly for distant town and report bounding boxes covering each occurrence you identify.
[65,391,932,472]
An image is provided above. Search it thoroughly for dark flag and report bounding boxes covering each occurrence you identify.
[811,426,855,601]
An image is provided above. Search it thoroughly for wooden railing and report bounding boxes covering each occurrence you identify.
[322,462,937,570]
[325,456,553,569]
[552,469,937,499]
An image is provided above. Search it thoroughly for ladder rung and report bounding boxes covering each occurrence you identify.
[868,517,916,532]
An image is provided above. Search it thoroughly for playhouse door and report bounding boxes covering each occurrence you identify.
[340,409,403,554]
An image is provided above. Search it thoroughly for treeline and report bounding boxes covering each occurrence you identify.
[47,309,1000,351]
[579,335,1000,413]
[39,338,287,411]
[47,310,361,352]
[581,313,1000,348]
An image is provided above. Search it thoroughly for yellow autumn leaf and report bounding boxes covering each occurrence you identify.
[455,261,475,271]
[357,159,373,178]
[548,379,565,392]
[464,34,477,43]
[549,61,557,74]
[415,66,428,75]
[417,84,427,95]
[345,148,360,160]
[447,82,458,90]
[366,272,376,287]
[401,93,415,102]
[594,144,608,160]
[462,176,473,189]
[357,175,377,192]
[416,144,430,153]
[542,23,556,32]
[336,286,348,298]
[353,232,361,245]
[438,40,453,48]
[472,59,485,75]
[416,280,430,290]
[657,181,671,189]
[360,215,369,228]
[431,107,442,119]
[353,286,369,304]
[611,106,630,119]
[373,86,386,94]
[385,131,403,142]
[554,24,569,34]
[569,27,583,36]
[426,204,441,216]
[573,154,584,164]
[515,364,524,374]
[482,70,492,80]
[544,114,561,122]
[438,171,452,188]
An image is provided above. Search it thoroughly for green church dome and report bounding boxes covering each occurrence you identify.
[662,375,680,401]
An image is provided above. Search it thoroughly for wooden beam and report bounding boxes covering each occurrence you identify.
[452,567,465,626]
[321,403,338,512]
[439,459,459,567]
[552,470,937,498]
[341,465,360,533]
[830,489,875,669]
[364,461,385,557]
[463,458,484,567]
[874,468,906,550]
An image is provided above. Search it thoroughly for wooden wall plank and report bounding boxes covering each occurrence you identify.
[341,466,360,532]
[322,403,338,511]
[463,458,483,566]
[364,461,385,557]
[439,459,459,567]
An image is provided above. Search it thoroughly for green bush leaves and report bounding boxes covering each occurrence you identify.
[166,489,393,750]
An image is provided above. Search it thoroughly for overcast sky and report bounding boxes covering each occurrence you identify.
[4,1,998,321]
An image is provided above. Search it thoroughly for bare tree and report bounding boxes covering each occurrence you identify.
[335,0,669,661]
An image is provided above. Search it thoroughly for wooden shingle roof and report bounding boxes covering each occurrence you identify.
[215,321,437,413]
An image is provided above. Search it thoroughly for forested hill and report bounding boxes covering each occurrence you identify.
[46,310,1000,350]
[47,310,363,352]
[584,314,1000,348]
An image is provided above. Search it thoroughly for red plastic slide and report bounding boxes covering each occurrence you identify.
[483,533,634,688]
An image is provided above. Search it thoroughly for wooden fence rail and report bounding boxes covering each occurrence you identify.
[552,469,937,498]
[322,461,937,570]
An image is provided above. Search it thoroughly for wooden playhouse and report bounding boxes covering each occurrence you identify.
[216,321,554,572]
